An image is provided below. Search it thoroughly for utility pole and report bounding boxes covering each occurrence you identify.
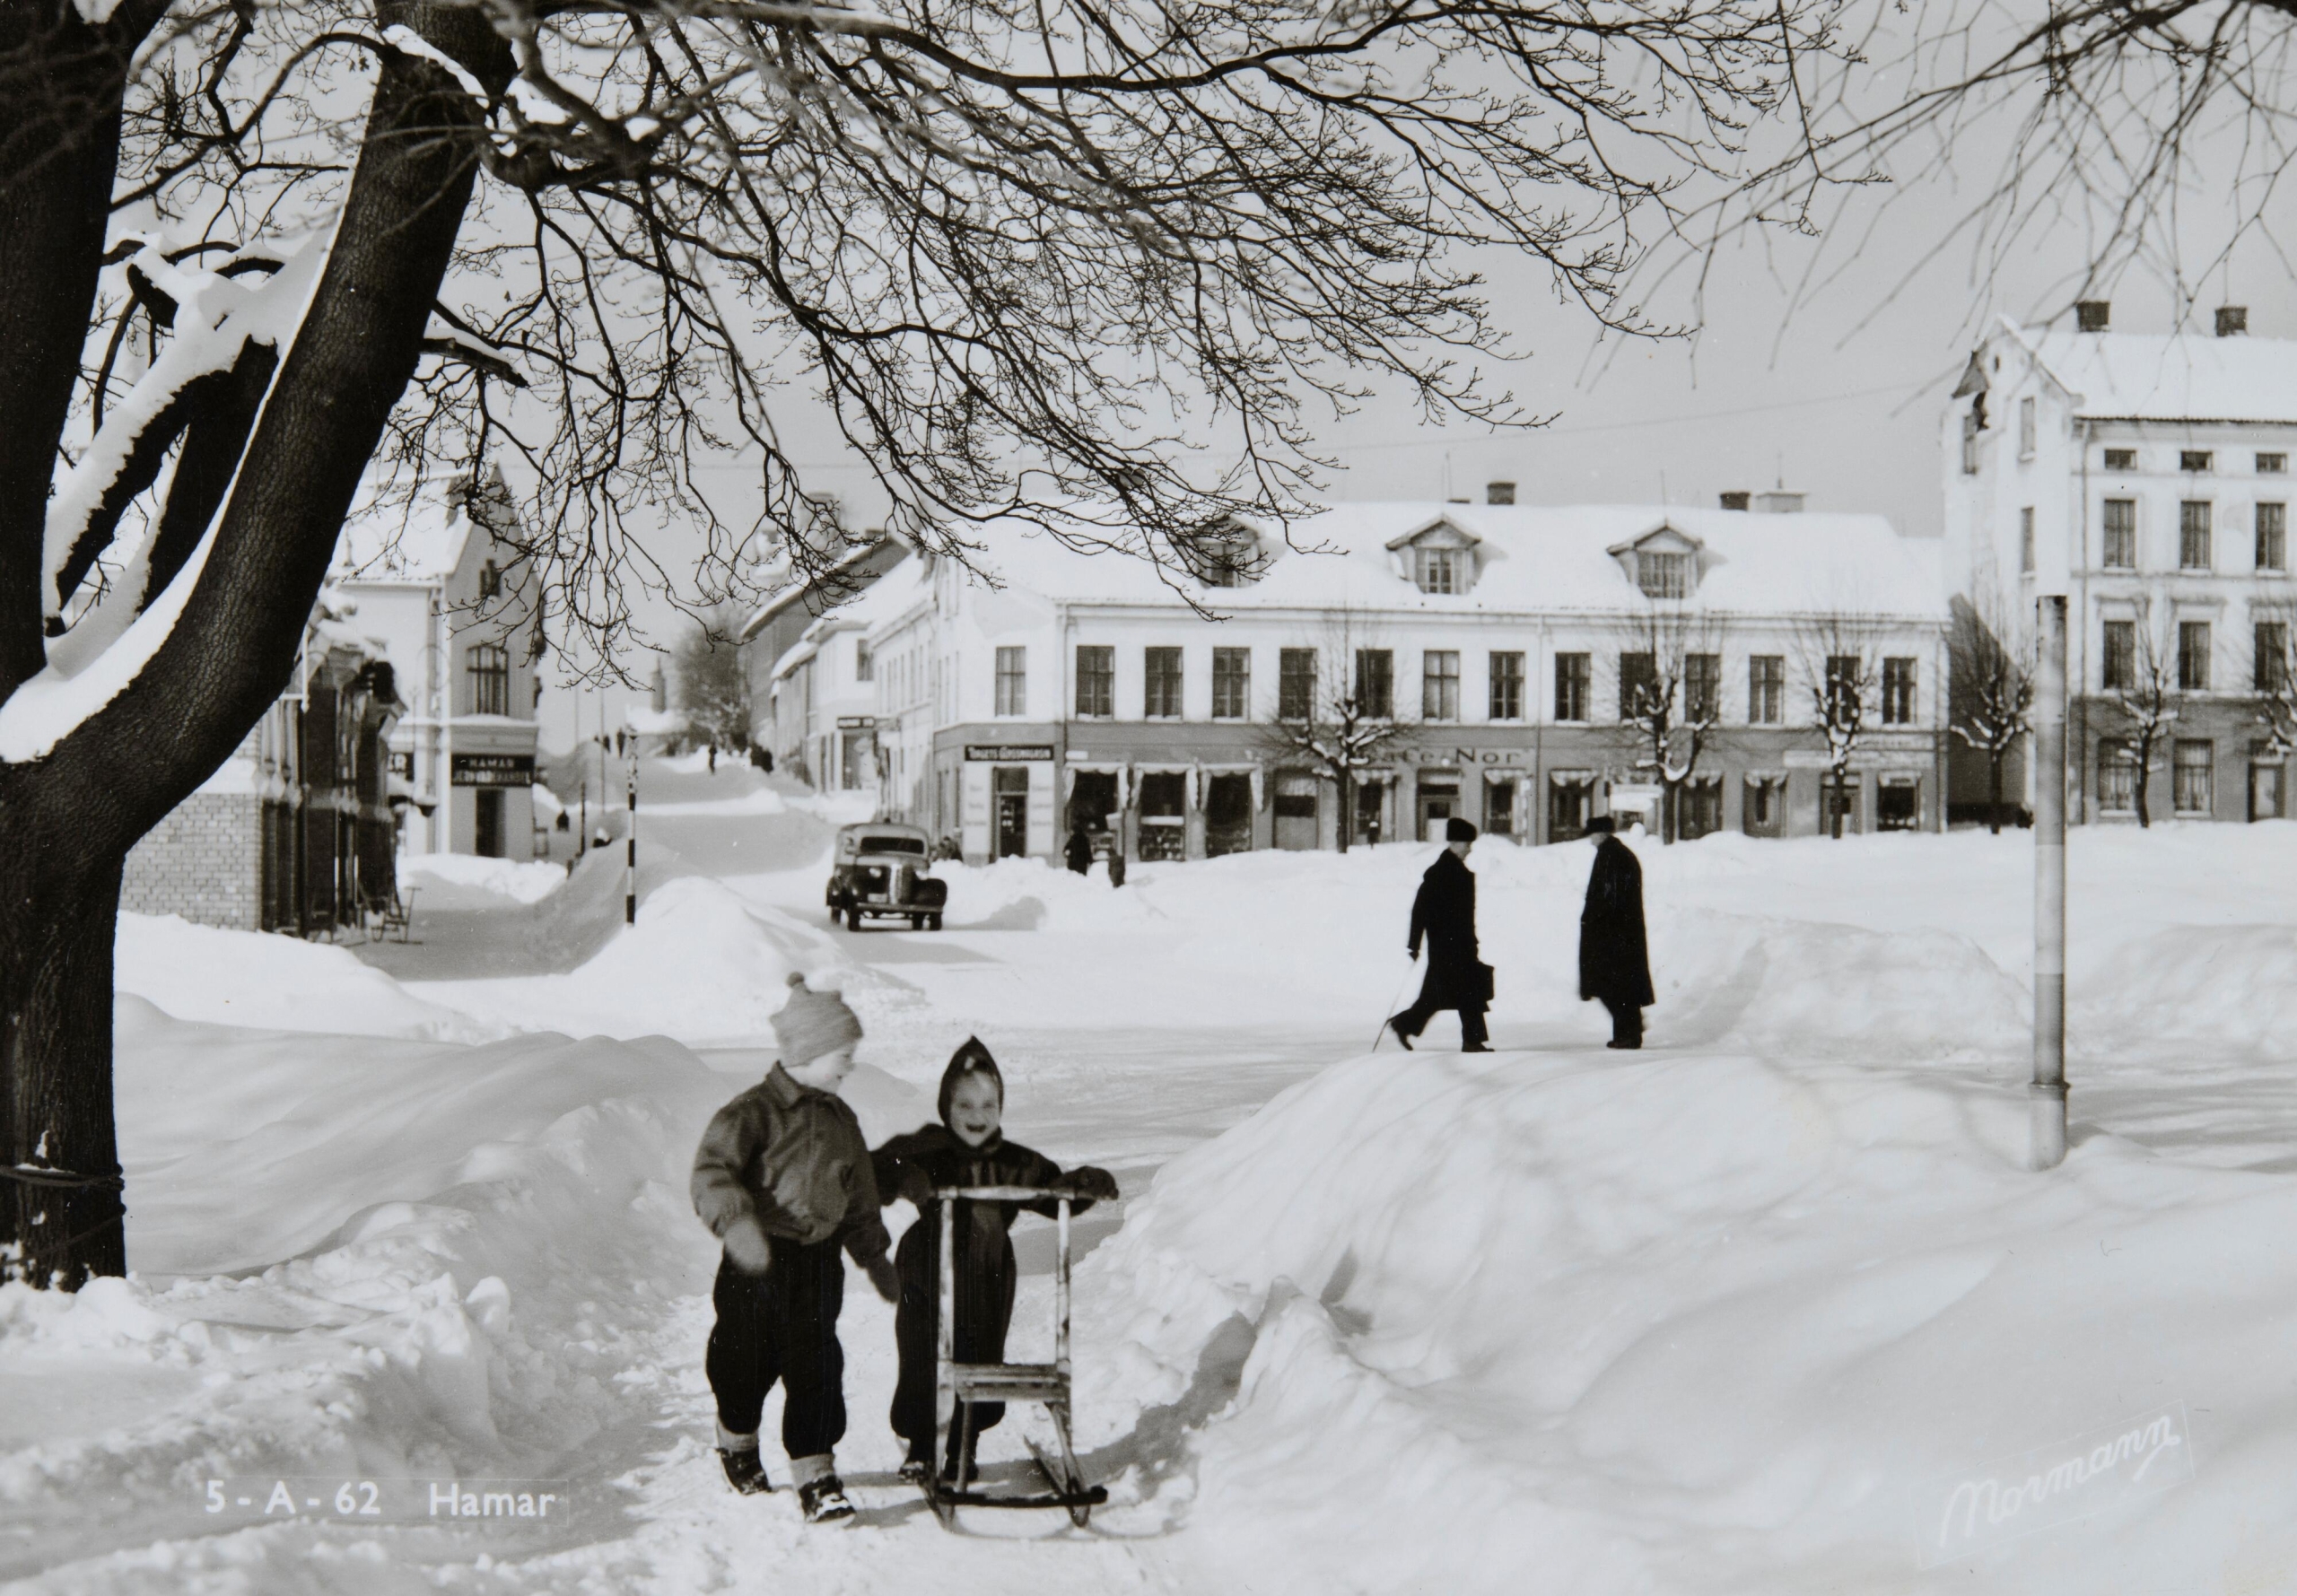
[2031,594,2068,1170]
[624,742,639,927]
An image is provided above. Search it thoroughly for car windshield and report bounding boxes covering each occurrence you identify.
[859,834,926,855]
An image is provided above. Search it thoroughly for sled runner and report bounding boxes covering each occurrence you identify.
[922,1184,1108,1530]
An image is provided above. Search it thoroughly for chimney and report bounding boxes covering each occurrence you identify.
[1753,490,1805,514]
[2076,301,2110,333]
[1486,481,1515,506]
[2217,305,2249,337]
[1719,491,1751,511]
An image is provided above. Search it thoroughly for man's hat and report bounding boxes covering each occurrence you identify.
[1585,815,1616,835]
[1445,817,1478,843]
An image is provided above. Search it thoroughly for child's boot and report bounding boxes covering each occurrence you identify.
[791,1454,855,1523]
[719,1449,771,1496]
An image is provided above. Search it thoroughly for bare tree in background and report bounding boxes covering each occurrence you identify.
[2258,617,2297,763]
[1794,615,1879,840]
[0,0,1853,1286]
[1950,592,2034,833]
[1261,610,1409,854]
[1608,604,1724,844]
[674,603,754,759]
[2103,606,2179,829]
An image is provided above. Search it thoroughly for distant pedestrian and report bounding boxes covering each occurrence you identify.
[1063,823,1094,876]
[1578,816,1654,1050]
[690,973,900,1522]
[1106,842,1127,888]
[708,741,719,772]
[1387,818,1491,1053]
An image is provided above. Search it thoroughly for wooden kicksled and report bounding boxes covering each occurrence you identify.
[921,1184,1109,1530]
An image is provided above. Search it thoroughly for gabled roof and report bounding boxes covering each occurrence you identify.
[2002,318,2297,423]
[1383,513,1480,552]
[1605,519,1701,558]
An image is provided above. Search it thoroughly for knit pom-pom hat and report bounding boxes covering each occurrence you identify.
[937,1036,1004,1125]
[773,972,863,1068]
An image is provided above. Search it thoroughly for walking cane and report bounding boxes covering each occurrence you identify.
[1367,956,1419,1052]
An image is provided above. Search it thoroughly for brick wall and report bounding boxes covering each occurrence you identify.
[122,792,264,930]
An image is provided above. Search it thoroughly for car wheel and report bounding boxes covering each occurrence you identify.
[847,906,866,931]
[928,913,943,931]
[910,915,924,930]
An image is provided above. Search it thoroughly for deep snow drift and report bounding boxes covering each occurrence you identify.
[18,808,2297,1594]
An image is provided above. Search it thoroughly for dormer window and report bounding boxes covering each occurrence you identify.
[1188,522,1267,588]
[1389,517,1480,595]
[1417,547,1464,595]
[1638,550,1690,598]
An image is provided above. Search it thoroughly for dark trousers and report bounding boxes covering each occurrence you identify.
[1392,966,1489,1050]
[1603,998,1644,1048]
[705,1236,847,1459]
[890,1220,1017,1462]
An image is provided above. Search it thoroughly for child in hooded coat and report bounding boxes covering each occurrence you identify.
[873,1038,1119,1480]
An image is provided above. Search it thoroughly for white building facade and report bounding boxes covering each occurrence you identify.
[333,471,545,859]
[1944,307,2297,824]
[861,501,1951,863]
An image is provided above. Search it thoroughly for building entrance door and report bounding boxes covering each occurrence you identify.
[1415,774,1460,842]
[1069,771,1118,833]
[2253,760,2286,821]
[475,789,505,858]
[993,767,1029,859]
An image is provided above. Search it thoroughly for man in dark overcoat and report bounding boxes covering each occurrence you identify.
[1578,815,1654,1049]
[1388,817,1491,1052]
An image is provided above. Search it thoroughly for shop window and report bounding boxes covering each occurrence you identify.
[1138,771,1186,860]
[1742,776,1786,838]
[1877,777,1920,832]
[1352,776,1389,846]
[993,766,1029,859]
[2173,739,2214,815]
[1273,772,1318,850]
[1485,778,1516,836]
[1204,772,1253,856]
[1549,775,1594,842]
[1679,777,1723,840]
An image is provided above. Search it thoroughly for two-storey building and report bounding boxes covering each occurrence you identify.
[1944,305,2297,824]
[864,500,1949,862]
[332,469,546,859]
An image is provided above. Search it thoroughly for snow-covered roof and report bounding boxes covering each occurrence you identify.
[950,502,1943,621]
[817,554,925,632]
[2009,323,2297,424]
[332,473,493,585]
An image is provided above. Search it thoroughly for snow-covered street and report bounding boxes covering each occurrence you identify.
[8,759,2297,1593]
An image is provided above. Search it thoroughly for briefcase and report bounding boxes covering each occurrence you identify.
[1470,961,1496,1006]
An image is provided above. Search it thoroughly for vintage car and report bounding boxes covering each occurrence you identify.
[825,822,948,930]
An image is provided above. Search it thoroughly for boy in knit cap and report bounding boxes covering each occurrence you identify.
[872,1038,1119,1483]
[692,972,899,1523]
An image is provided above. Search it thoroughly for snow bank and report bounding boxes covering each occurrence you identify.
[115,913,500,1042]
[0,999,735,1575]
[2074,923,2297,1056]
[412,875,858,1043]
[400,851,567,906]
[1076,1050,2297,1592]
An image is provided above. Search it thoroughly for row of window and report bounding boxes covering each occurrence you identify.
[2100,449,2287,475]
[992,645,1924,725]
[2096,738,2231,815]
[2101,619,2293,693]
[2019,501,2291,574]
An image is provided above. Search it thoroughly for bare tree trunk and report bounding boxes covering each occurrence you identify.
[0,842,125,1288]
[0,4,511,1286]
[1988,754,2004,833]
[1336,772,1351,853]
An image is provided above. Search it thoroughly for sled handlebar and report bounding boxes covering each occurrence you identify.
[932,1184,1073,1202]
